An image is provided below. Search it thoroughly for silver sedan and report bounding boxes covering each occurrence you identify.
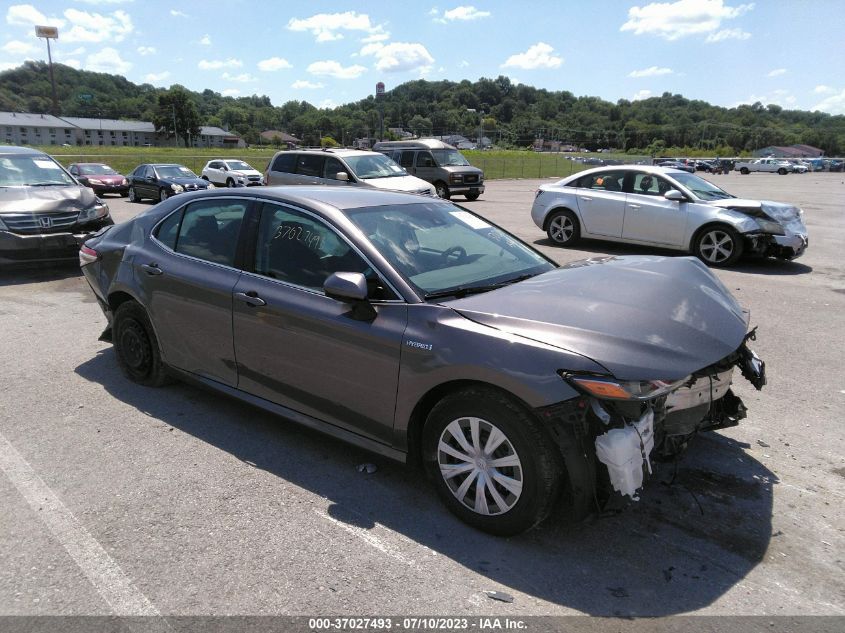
[530,165,808,266]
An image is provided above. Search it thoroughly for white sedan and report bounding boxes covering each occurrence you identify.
[530,165,808,266]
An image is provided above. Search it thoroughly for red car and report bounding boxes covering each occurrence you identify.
[68,162,129,196]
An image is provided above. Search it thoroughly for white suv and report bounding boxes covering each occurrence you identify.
[201,159,264,187]
[263,148,436,196]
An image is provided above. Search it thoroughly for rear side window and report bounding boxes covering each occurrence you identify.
[270,153,296,173]
[399,151,415,168]
[169,200,248,266]
[155,210,182,250]
[295,155,324,177]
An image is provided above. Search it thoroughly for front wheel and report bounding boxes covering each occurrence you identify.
[546,210,580,246]
[128,187,140,202]
[422,388,563,536]
[159,188,169,202]
[778,168,788,175]
[694,225,744,267]
[465,191,480,201]
[113,302,171,387]
[226,178,235,188]
[434,181,450,199]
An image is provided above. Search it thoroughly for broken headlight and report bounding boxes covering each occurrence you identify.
[752,218,786,235]
[561,373,689,401]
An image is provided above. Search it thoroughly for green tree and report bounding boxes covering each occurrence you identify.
[153,86,201,147]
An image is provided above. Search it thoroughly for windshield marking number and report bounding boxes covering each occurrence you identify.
[406,340,433,351]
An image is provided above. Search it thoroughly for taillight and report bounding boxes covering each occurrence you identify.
[79,244,100,266]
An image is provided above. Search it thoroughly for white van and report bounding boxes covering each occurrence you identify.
[263,148,435,196]
[372,139,484,200]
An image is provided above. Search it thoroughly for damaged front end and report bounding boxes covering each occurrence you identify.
[540,331,766,515]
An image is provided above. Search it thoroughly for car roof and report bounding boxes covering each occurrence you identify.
[274,148,376,158]
[0,145,48,157]
[257,185,440,210]
[561,165,686,182]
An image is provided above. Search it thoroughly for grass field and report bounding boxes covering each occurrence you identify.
[37,145,651,181]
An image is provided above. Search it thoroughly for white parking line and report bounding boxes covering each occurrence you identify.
[0,433,159,616]
[314,508,417,567]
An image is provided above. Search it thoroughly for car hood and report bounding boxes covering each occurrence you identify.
[362,174,434,193]
[230,169,262,177]
[448,256,749,380]
[160,177,207,186]
[709,198,805,232]
[0,184,99,214]
[81,174,125,184]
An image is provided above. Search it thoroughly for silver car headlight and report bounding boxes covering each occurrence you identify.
[171,183,184,193]
[78,201,109,222]
[753,218,786,235]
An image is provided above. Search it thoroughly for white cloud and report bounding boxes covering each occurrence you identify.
[170,10,187,17]
[628,66,673,78]
[705,27,751,42]
[137,45,155,56]
[6,4,64,28]
[222,88,240,97]
[814,85,834,94]
[767,68,786,77]
[458,60,469,68]
[502,42,562,69]
[632,89,653,101]
[198,58,242,70]
[62,8,133,43]
[288,11,384,43]
[1,40,38,56]
[0,61,20,71]
[200,34,211,45]
[85,47,130,74]
[359,42,434,73]
[319,99,338,109]
[436,6,491,22]
[222,72,257,83]
[621,0,754,41]
[291,79,324,89]
[77,0,134,4]
[361,32,390,43]
[258,56,292,71]
[733,91,796,108]
[144,71,170,83]
[813,89,845,115]
[307,60,367,79]
[63,58,81,69]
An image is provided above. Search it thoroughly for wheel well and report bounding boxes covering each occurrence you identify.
[405,379,535,469]
[107,291,136,313]
[689,222,740,252]
[542,207,576,231]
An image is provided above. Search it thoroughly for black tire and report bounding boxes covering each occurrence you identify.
[226,178,235,188]
[128,186,140,203]
[201,175,209,181]
[113,302,172,387]
[422,387,563,536]
[777,168,788,175]
[694,225,744,267]
[159,188,169,202]
[545,209,580,246]
[434,181,450,199]
[740,167,749,175]
[465,191,480,201]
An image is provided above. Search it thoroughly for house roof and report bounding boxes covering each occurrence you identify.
[0,111,73,128]
[200,126,241,138]
[58,116,155,132]
[260,130,301,142]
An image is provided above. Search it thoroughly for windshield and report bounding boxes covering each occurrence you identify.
[224,160,253,171]
[671,172,735,200]
[157,165,197,179]
[431,149,471,167]
[79,164,118,175]
[0,155,75,187]
[346,201,555,298]
[343,153,407,179]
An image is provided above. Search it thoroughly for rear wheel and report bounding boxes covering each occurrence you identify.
[113,302,171,387]
[423,388,563,536]
[740,167,750,175]
[435,181,450,199]
[778,168,788,175]
[694,225,744,267]
[546,210,580,246]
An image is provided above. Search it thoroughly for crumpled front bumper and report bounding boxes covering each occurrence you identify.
[746,231,808,260]
[0,218,113,264]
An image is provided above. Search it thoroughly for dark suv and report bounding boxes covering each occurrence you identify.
[0,146,113,264]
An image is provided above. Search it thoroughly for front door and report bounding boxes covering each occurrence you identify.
[622,173,688,246]
[232,202,407,444]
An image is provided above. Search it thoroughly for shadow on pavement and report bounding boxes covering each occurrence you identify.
[0,261,82,287]
[76,350,775,616]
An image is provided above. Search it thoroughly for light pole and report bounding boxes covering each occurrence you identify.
[35,25,59,116]
[466,108,483,149]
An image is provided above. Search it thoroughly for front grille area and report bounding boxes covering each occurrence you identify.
[183,183,201,191]
[463,174,479,184]
[2,211,79,235]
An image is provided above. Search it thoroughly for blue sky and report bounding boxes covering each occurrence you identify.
[2,0,844,115]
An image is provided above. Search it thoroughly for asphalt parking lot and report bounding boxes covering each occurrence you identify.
[0,171,843,618]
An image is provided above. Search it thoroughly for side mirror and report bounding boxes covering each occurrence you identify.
[335,171,349,182]
[664,189,686,202]
[324,272,376,321]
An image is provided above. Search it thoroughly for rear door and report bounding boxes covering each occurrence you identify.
[231,201,407,444]
[621,172,688,246]
[573,170,627,237]
[139,197,251,386]
[292,154,324,185]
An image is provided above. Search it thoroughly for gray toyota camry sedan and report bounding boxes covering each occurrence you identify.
[80,187,765,535]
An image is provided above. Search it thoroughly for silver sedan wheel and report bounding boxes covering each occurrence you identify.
[549,214,574,243]
[437,416,523,516]
[699,229,735,264]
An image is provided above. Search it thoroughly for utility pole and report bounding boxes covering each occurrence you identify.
[376,82,385,142]
[35,26,60,116]
[172,104,178,147]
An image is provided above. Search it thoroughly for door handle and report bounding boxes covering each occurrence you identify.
[234,291,266,307]
[140,263,162,275]
[579,196,592,201]
[628,204,640,209]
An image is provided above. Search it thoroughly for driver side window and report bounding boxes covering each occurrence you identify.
[633,173,670,196]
